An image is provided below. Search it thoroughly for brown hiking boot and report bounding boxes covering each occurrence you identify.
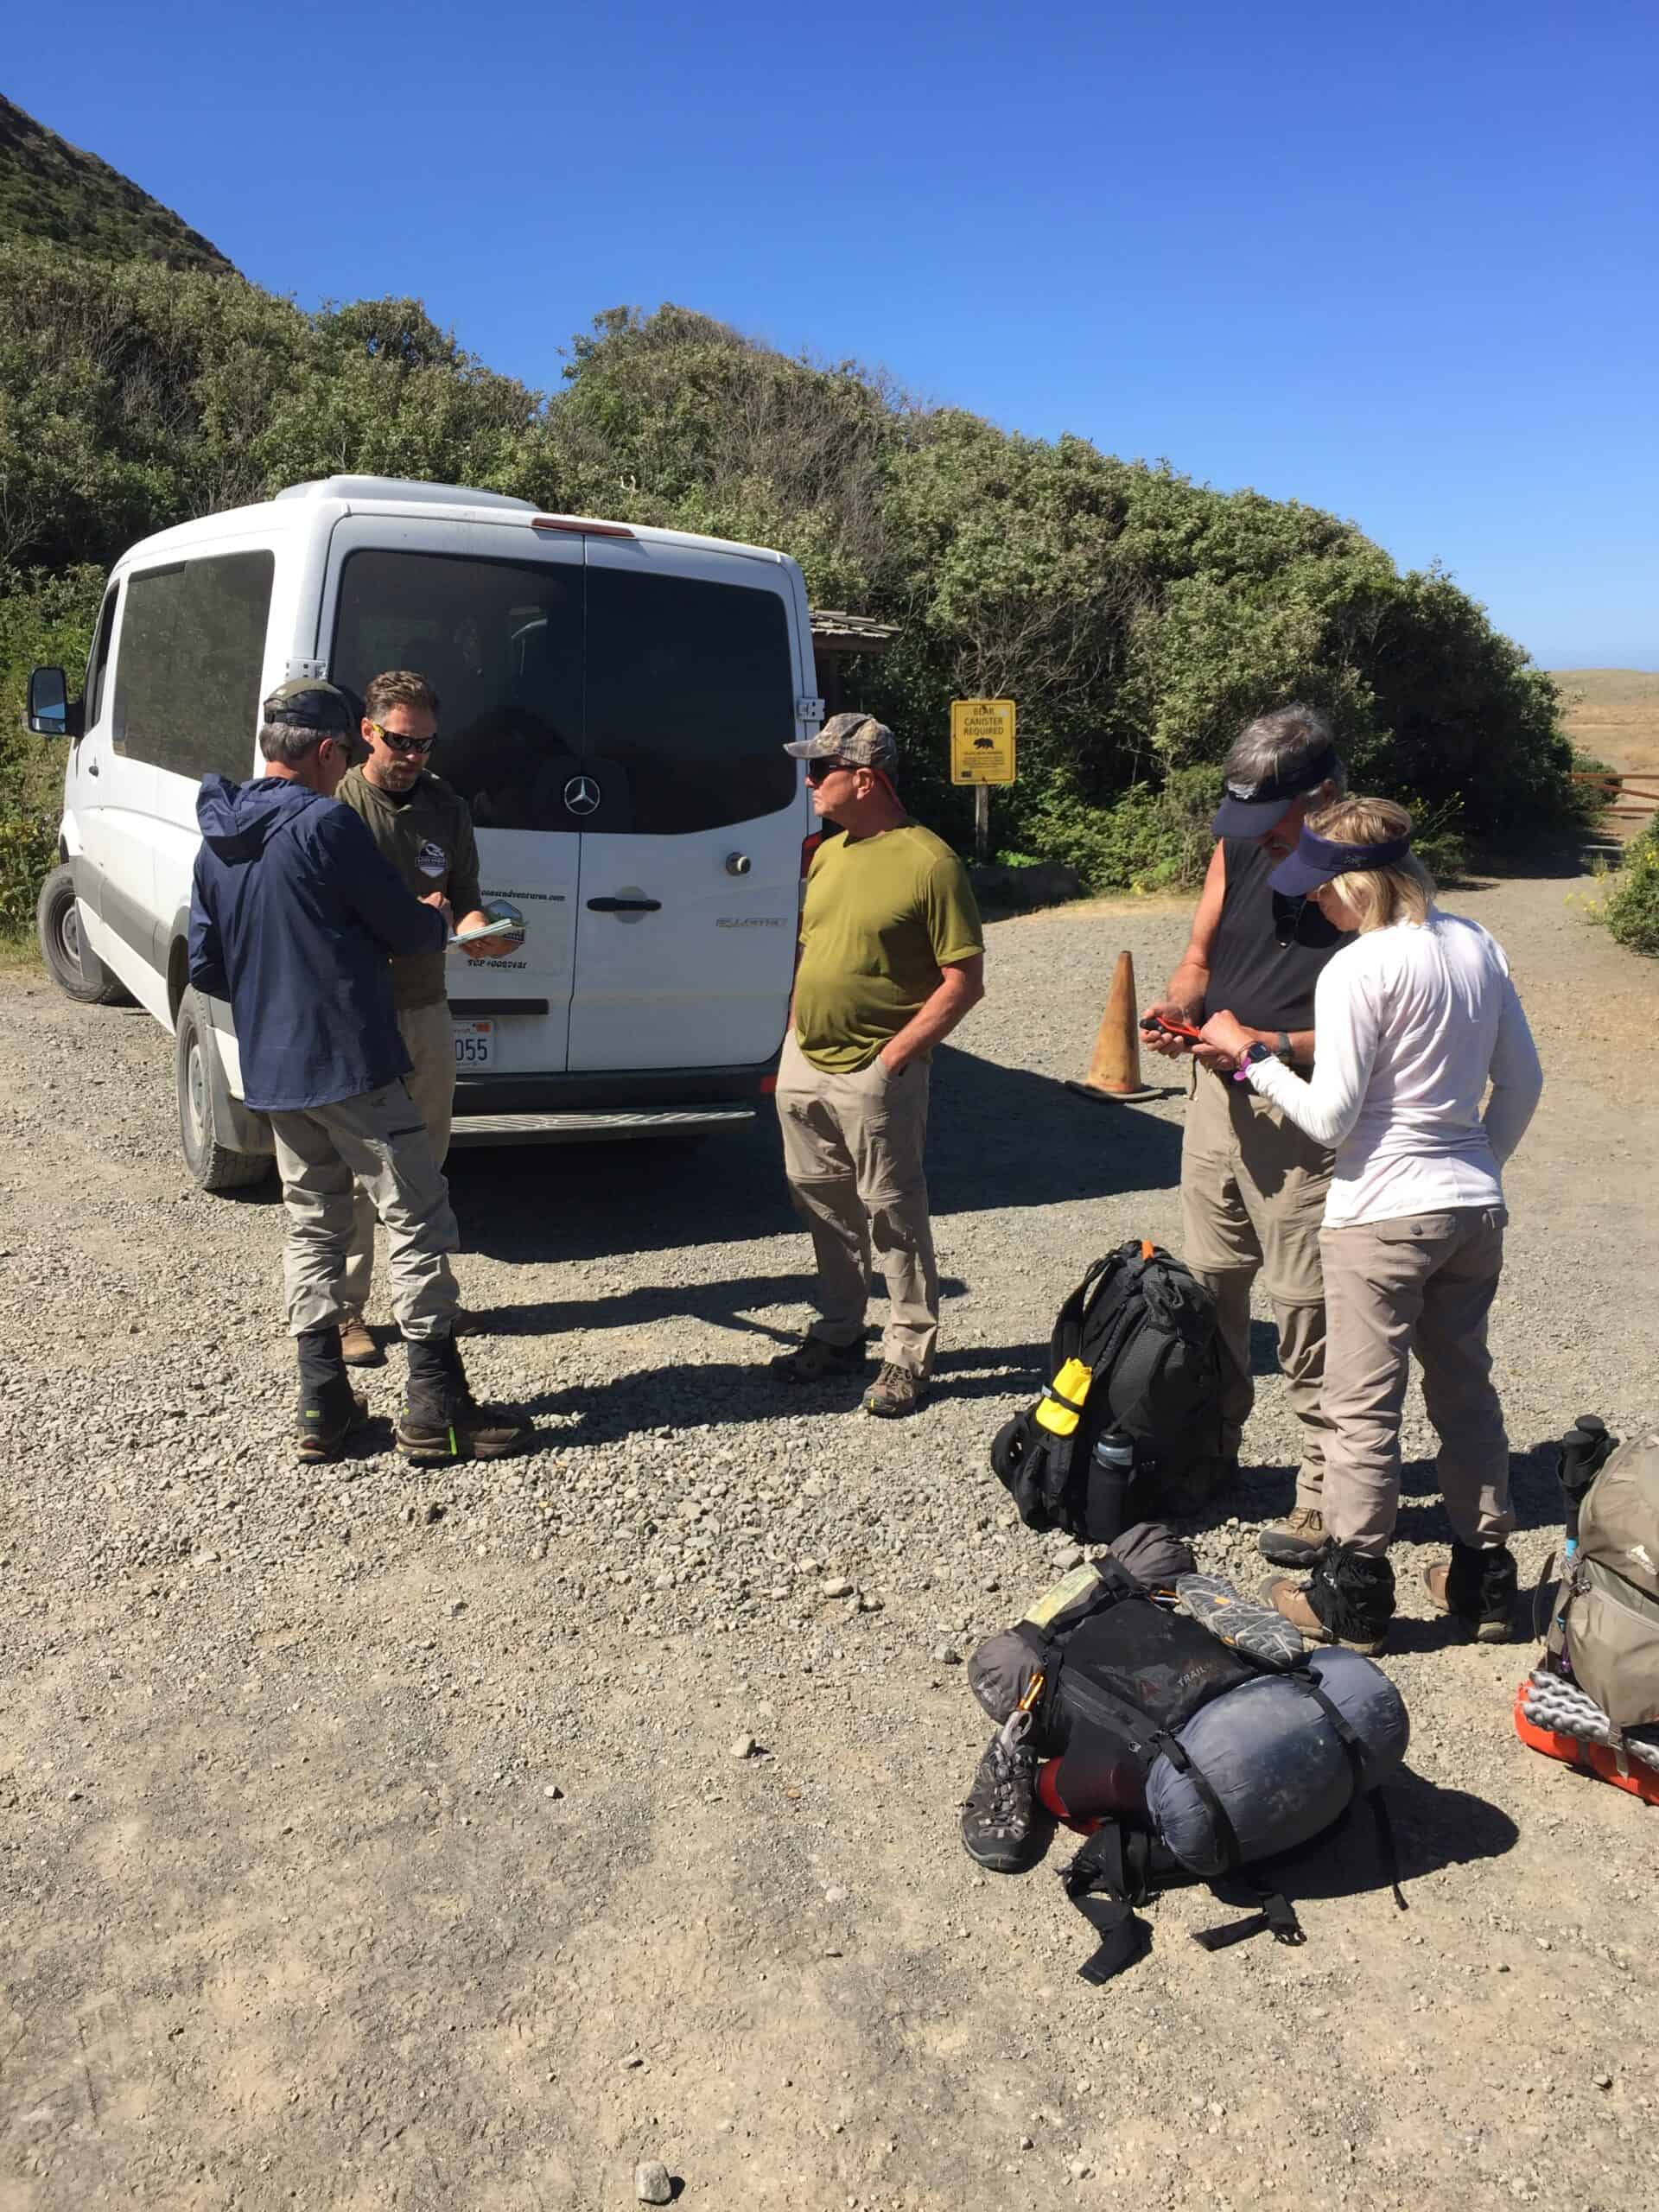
[296,1382,368,1464]
[1258,1504,1325,1567]
[1260,1547,1394,1656]
[770,1336,867,1386]
[863,1362,927,1418]
[1424,1543,1518,1643]
[339,1313,380,1367]
[397,1334,531,1462]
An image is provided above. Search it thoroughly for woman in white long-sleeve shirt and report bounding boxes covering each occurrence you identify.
[1200,797,1543,1655]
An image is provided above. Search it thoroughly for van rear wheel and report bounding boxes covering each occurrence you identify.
[175,988,272,1193]
[36,863,132,1005]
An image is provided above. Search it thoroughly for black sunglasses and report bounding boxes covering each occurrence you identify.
[368,719,438,756]
[804,757,855,785]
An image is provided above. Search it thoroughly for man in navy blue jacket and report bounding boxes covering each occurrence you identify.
[189,680,529,1465]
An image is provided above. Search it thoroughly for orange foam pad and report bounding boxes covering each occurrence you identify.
[1512,1681,1659,1806]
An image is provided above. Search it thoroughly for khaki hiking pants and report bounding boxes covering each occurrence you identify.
[776,1031,938,1380]
[342,1001,456,1316]
[1180,1061,1333,1501]
[1319,1205,1514,1557]
[269,1079,461,1341]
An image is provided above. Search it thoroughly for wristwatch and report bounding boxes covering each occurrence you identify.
[1275,1029,1294,1063]
[1232,1039,1275,1084]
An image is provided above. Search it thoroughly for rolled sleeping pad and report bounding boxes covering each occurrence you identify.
[1146,1648,1409,1878]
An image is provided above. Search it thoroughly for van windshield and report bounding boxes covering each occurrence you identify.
[331,549,798,836]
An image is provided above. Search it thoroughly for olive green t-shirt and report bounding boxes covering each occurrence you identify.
[793,823,984,1072]
[334,766,481,1011]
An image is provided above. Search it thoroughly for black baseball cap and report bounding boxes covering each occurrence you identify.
[261,678,357,734]
[1210,744,1340,839]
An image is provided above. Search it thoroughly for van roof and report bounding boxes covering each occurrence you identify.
[113,476,791,571]
[273,475,537,512]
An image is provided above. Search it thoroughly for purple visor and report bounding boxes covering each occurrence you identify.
[1269,826,1413,898]
[1210,745,1340,838]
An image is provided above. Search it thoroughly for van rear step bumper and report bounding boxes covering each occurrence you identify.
[449,1104,755,1147]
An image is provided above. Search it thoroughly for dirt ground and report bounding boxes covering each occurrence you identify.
[3,869,1657,2212]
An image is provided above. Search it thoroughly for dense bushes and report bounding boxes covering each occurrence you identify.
[1593,824,1659,957]
[1,245,1583,928]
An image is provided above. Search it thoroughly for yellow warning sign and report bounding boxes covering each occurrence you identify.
[950,698,1017,785]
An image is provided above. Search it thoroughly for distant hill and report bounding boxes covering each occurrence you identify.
[1550,669,1659,775]
[0,92,236,275]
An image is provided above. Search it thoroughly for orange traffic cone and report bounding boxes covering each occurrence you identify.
[1065,949,1160,1103]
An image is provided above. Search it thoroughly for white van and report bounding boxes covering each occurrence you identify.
[28,477,824,1190]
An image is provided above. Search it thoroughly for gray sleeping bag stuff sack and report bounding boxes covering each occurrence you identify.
[971,1551,1410,1981]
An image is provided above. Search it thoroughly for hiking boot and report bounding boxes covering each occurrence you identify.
[863,1362,927,1418]
[770,1336,867,1386]
[1258,1504,1326,1567]
[1261,1542,1395,1656]
[295,1326,368,1462]
[339,1313,380,1367]
[397,1332,531,1462]
[1424,1541,1518,1643]
[960,1713,1045,1873]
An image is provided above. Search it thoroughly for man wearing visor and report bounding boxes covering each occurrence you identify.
[1140,704,1345,1554]
[334,670,505,1365]
[771,713,985,1418]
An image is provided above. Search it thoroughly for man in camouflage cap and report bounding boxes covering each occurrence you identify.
[771,712,986,1416]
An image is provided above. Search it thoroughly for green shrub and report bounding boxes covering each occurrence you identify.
[1594,823,1659,957]
[0,798,56,936]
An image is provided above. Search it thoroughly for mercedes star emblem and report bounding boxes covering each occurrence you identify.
[564,774,601,817]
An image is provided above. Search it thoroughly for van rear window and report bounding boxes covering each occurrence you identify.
[331,549,796,836]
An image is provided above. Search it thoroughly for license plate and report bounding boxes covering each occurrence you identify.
[453,1020,494,1070]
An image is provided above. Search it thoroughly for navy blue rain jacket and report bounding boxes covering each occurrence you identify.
[188,774,448,1112]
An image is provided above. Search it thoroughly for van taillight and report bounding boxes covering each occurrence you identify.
[529,515,635,537]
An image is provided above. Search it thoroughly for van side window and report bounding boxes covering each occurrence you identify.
[84,582,121,728]
[112,552,276,779]
[584,569,795,835]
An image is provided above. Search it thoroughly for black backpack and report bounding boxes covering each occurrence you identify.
[989,1240,1222,1541]
[977,1559,1408,1982]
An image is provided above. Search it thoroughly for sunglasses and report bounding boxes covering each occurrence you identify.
[368,720,437,756]
[804,758,856,785]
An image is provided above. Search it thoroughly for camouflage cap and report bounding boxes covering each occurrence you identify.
[261,677,358,734]
[784,711,898,775]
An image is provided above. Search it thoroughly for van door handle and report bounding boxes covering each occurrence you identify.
[586,896,662,912]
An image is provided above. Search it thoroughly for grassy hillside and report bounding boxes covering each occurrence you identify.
[0,92,235,275]
[1551,668,1659,780]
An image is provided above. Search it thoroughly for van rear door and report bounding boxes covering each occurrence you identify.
[326,522,585,1075]
[568,538,806,1071]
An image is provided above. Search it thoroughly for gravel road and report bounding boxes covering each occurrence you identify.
[3,868,1656,2212]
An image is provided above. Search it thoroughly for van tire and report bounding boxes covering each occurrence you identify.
[175,988,272,1193]
[36,864,133,1006]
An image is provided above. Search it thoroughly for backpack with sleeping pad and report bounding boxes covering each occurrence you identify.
[963,1535,1409,1981]
[989,1240,1223,1542]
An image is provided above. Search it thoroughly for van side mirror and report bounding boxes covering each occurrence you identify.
[27,666,82,740]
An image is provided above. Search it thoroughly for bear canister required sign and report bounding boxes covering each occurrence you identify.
[950,698,1017,785]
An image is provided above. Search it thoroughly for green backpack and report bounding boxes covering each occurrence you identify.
[1548,1431,1659,1732]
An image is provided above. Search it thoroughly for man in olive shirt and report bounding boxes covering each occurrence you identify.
[334,669,503,1363]
[772,714,986,1417]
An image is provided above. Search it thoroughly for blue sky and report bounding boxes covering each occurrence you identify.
[9,0,1656,665]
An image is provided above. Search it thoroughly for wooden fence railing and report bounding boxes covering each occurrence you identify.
[1571,772,1659,822]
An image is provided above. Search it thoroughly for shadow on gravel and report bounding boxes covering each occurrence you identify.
[1212,1766,1520,1914]
[448,1040,1185,1269]
[1392,1440,1568,1545]
[520,1342,1046,1440]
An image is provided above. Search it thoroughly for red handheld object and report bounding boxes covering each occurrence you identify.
[1140,1014,1205,1044]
